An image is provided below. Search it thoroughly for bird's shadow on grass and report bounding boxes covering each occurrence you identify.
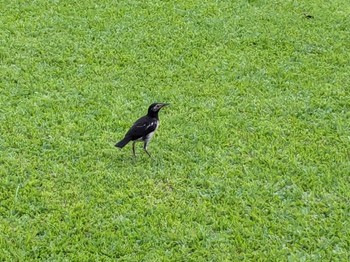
[104,148,163,169]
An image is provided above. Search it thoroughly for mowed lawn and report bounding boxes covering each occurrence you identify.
[1,0,349,260]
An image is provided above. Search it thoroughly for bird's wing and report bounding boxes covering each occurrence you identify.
[125,116,158,140]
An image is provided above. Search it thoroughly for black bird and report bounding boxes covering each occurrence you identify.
[115,103,169,157]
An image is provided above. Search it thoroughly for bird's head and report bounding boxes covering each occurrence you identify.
[148,103,169,116]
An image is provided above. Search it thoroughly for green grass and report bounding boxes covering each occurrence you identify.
[1,0,350,260]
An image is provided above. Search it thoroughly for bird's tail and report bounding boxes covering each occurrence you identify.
[115,137,131,148]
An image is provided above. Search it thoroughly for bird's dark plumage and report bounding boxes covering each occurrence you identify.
[115,103,169,157]
[115,137,131,148]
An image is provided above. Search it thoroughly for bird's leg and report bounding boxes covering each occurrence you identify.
[143,142,151,158]
[144,149,151,158]
[132,141,136,157]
